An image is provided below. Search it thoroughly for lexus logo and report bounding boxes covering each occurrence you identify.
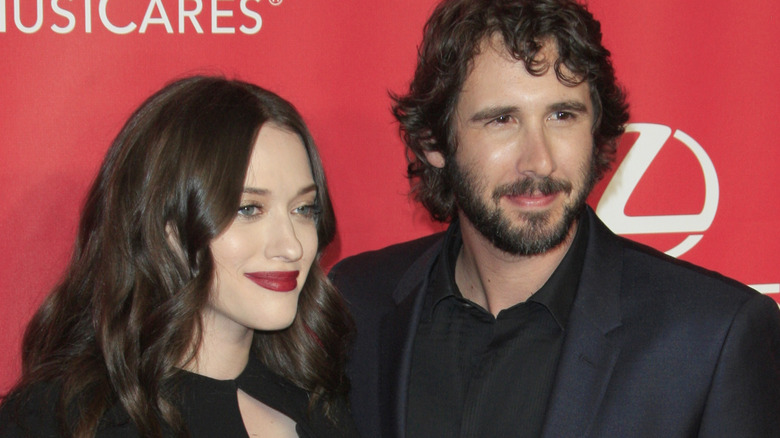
[596,123,719,257]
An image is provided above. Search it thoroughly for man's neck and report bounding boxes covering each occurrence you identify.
[455,217,578,317]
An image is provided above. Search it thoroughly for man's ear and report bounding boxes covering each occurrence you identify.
[424,150,446,168]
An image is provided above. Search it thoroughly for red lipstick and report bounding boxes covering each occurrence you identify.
[245,271,299,292]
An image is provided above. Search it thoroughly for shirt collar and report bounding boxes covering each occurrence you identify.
[424,209,589,329]
[531,210,588,329]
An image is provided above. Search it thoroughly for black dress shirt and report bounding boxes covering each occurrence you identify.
[407,213,589,437]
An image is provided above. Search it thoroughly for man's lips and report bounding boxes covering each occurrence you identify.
[244,271,299,292]
[494,177,572,209]
[503,192,558,208]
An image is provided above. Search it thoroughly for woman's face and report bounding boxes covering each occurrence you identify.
[205,123,319,339]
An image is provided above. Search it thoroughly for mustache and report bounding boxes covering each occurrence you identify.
[492,177,573,201]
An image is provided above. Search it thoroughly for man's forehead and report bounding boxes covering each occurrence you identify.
[469,34,582,84]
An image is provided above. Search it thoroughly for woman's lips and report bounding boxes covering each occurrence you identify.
[244,271,299,292]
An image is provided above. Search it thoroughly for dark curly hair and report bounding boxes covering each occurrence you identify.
[1,76,353,437]
[393,0,630,222]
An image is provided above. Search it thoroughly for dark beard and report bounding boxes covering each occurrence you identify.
[446,158,595,255]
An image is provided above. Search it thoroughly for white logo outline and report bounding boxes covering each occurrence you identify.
[596,123,719,257]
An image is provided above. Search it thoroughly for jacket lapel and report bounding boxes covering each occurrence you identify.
[378,239,443,438]
[542,208,624,437]
[374,209,624,437]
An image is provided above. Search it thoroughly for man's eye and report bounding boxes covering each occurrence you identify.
[551,111,574,121]
[492,115,512,124]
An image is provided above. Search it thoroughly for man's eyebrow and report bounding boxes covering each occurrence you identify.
[549,101,589,113]
[468,101,588,123]
[469,105,520,123]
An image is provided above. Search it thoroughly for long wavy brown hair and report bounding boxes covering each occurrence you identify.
[1,76,353,437]
[393,0,630,222]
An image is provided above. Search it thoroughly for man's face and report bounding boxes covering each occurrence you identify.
[428,38,596,255]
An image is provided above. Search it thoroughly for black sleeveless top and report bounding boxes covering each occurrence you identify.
[0,355,359,437]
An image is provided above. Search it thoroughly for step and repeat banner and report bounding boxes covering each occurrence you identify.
[1,0,778,392]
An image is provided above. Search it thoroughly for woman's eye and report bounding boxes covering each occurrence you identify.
[237,204,262,217]
[294,204,320,219]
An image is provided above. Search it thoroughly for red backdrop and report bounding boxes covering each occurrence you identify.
[1,0,778,393]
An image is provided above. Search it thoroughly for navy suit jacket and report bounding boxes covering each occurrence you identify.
[330,207,780,437]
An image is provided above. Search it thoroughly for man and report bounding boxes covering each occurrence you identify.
[330,0,780,436]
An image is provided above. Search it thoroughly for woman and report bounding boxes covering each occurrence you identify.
[0,76,358,437]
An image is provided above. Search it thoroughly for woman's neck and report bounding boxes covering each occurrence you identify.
[186,311,254,380]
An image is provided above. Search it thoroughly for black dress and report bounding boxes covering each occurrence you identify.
[0,354,359,437]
